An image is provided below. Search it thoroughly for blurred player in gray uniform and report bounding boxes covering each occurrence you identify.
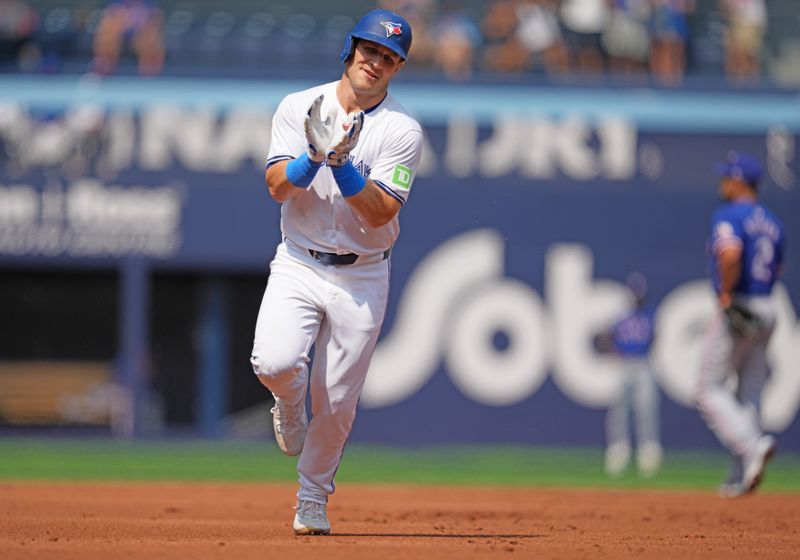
[696,151,785,497]
[597,272,662,477]
[249,9,422,534]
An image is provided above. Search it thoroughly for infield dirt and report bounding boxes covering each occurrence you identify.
[1,482,798,559]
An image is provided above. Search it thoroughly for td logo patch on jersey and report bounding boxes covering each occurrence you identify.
[392,164,412,190]
[381,22,403,37]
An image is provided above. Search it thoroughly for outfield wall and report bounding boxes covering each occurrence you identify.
[1,76,798,449]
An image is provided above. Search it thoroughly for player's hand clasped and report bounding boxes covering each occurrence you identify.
[287,95,367,197]
[326,111,365,167]
[304,95,337,163]
[303,95,365,168]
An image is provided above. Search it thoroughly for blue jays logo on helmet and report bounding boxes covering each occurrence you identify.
[340,9,413,63]
[381,21,403,37]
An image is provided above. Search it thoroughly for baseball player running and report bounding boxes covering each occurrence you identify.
[696,151,785,498]
[249,9,422,535]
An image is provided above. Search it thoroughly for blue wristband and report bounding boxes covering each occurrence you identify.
[284,153,322,188]
[331,160,366,197]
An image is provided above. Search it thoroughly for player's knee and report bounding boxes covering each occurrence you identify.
[250,350,303,382]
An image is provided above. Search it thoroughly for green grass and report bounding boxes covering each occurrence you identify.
[1,439,798,492]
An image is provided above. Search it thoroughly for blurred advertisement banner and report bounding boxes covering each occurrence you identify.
[360,230,800,433]
[0,179,182,258]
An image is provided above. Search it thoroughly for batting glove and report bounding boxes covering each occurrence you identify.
[304,95,337,163]
[326,111,365,167]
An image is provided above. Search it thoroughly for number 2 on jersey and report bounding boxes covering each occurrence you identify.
[751,236,775,282]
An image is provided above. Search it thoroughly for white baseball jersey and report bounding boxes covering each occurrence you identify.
[266,81,423,256]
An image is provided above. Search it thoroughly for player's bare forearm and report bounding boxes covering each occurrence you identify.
[265,162,305,203]
[717,246,742,307]
[344,180,401,228]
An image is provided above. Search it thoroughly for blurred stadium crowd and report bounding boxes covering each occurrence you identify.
[1,0,798,86]
[0,0,800,85]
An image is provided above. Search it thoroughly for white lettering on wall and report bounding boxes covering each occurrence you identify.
[445,114,477,178]
[445,279,550,406]
[477,117,637,180]
[0,103,638,181]
[139,106,272,172]
[0,184,38,225]
[361,229,505,407]
[361,229,800,432]
[0,180,183,258]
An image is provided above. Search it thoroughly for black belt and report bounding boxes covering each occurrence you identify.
[308,248,391,266]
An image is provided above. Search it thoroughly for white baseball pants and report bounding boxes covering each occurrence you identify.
[695,296,776,458]
[606,358,660,451]
[250,240,389,504]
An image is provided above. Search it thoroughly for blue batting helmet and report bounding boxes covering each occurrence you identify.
[340,9,413,63]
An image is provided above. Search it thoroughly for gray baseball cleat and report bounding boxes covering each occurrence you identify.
[270,397,307,456]
[718,481,748,498]
[293,499,331,535]
[717,455,746,498]
[742,435,777,493]
[604,442,631,477]
[637,442,663,478]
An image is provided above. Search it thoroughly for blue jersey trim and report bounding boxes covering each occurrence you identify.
[374,180,405,206]
[364,94,388,115]
[265,155,293,169]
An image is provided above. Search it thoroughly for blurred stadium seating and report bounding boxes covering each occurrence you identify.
[1,0,797,85]
[6,0,376,77]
